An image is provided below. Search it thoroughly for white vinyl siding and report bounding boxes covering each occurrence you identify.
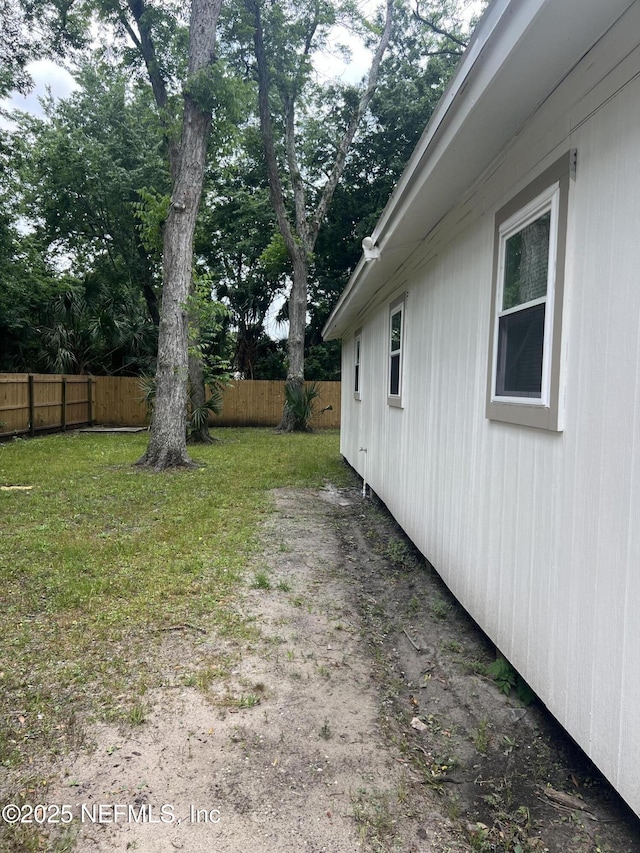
[339,27,640,815]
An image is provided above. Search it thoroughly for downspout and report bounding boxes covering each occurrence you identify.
[358,447,368,498]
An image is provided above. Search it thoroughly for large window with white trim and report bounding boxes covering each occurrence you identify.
[494,187,556,401]
[487,153,571,431]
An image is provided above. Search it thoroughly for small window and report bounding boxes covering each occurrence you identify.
[354,330,362,400]
[487,153,571,431]
[388,295,405,407]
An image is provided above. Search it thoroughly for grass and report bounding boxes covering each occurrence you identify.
[0,428,349,784]
[351,787,398,850]
[474,717,490,753]
[431,596,452,620]
[251,569,272,590]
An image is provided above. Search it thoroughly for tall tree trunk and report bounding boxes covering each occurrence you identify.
[276,246,308,431]
[136,0,222,469]
[138,104,209,468]
[247,0,394,431]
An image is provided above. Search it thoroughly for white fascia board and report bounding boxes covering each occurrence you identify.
[323,0,635,341]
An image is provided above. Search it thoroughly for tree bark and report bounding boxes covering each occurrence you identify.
[139,164,201,468]
[136,0,223,469]
[276,247,309,431]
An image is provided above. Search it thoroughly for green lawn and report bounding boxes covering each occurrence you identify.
[0,429,350,775]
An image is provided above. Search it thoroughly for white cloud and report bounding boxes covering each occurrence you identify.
[3,60,78,120]
[311,0,385,86]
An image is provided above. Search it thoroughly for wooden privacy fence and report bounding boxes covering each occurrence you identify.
[93,377,341,429]
[0,375,341,438]
[219,379,340,428]
[0,373,94,438]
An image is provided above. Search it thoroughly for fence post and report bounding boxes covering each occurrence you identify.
[87,376,93,426]
[28,374,35,437]
[61,377,67,431]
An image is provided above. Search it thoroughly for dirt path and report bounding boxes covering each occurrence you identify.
[49,484,640,852]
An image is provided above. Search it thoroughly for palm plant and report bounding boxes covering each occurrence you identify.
[139,374,225,440]
[283,380,321,432]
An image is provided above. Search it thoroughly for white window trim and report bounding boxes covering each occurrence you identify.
[486,152,572,432]
[490,183,560,409]
[388,294,406,408]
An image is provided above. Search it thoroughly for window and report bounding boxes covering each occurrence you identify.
[495,196,554,399]
[388,295,405,406]
[354,330,362,400]
[486,153,572,431]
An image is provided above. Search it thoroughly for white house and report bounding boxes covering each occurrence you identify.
[323,0,640,816]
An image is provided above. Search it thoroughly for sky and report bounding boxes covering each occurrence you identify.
[12,59,79,111]
[1,60,78,128]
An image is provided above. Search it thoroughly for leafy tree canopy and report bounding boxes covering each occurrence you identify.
[1,0,486,390]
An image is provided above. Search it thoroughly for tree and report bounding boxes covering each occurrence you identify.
[0,1,55,372]
[13,59,166,362]
[108,0,223,468]
[0,224,68,372]
[243,0,395,430]
[195,127,288,378]
[308,0,471,368]
[273,0,472,391]
[412,0,474,55]
[0,115,68,370]
[8,62,169,376]
[21,0,226,466]
[0,0,38,99]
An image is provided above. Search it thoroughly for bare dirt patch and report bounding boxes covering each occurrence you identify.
[41,483,640,852]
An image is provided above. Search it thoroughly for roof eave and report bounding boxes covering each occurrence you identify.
[323,0,635,341]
